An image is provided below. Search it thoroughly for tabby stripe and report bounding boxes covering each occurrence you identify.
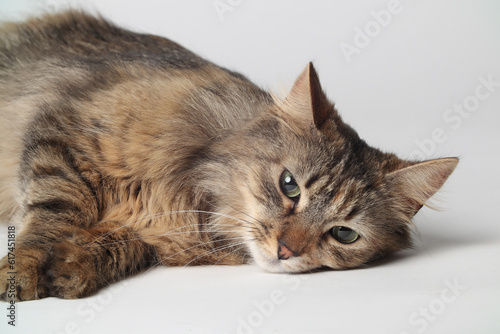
[260,179,282,208]
[32,165,72,182]
[305,173,320,189]
[23,138,101,220]
[60,144,101,207]
[27,199,81,214]
[260,223,271,237]
[23,138,67,160]
[336,188,357,214]
[318,172,338,197]
[332,248,346,263]
[324,186,339,203]
[344,206,360,221]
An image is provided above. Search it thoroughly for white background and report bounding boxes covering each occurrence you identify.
[0,1,499,333]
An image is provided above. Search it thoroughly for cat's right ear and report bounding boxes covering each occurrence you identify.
[385,157,459,217]
[275,62,335,132]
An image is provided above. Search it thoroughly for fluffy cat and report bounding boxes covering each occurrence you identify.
[0,11,457,301]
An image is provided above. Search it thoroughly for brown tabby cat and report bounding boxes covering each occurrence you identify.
[0,11,457,301]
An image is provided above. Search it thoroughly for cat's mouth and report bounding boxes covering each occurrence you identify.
[247,240,305,273]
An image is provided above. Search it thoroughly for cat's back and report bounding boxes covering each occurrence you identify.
[0,10,211,147]
[0,10,270,135]
[0,11,213,111]
[0,11,209,70]
[0,11,272,220]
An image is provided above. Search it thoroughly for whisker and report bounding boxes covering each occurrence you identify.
[225,203,266,228]
[86,228,255,248]
[213,244,251,265]
[85,209,258,249]
[183,239,251,267]
[145,236,247,273]
[85,211,181,249]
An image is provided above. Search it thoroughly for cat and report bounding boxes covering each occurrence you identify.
[0,11,458,301]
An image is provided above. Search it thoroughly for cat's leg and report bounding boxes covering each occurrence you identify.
[37,220,156,299]
[0,132,156,300]
[0,138,104,301]
[1,197,156,301]
[0,220,155,301]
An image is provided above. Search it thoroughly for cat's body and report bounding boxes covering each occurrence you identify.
[0,12,457,301]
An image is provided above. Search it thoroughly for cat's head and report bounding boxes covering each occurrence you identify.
[206,63,458,273]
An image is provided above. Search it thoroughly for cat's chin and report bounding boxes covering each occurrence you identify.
[254,256,288,273]
[247,241,305,273]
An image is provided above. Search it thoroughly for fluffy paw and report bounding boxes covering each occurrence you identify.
[39,241,98,299]
[0,252,45,301]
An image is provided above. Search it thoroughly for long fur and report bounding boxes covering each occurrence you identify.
[0,11,457,301]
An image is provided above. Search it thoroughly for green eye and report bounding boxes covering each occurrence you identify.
[331,226,359,244]
[280,170,301,200]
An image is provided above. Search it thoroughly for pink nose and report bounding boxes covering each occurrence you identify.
[277,241,298,260]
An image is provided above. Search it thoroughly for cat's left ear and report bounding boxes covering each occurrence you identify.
[278,62,333,131]
[385,157,459,217]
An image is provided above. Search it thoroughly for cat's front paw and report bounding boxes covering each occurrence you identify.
[0,252,45,301]
[39,241,98,299]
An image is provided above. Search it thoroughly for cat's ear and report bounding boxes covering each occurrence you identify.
[386,157,459,217]
[278,62,333,131]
